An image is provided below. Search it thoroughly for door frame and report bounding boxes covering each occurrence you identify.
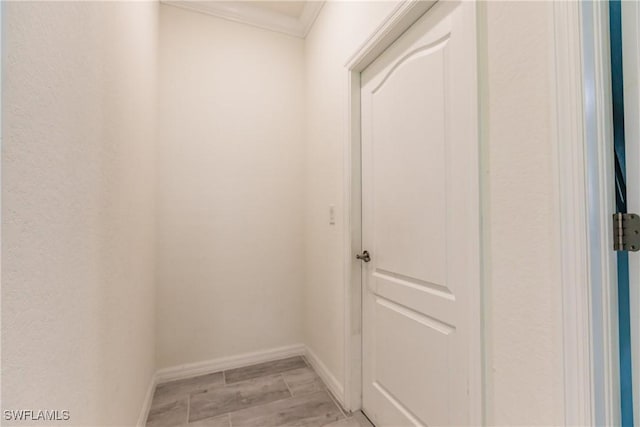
[341,1,483,423]
[559,1,619,425]
[342,1,619,425]
[578,2,640,424]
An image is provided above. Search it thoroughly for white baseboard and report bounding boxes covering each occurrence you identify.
[137,373,157,427]
[304,346,345,406]
[155,343,306,384]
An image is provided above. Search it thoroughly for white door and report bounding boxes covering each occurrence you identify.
[622,1,640,420]
[360,2,479,426]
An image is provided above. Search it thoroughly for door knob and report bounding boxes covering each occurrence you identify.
[356,250,371,263]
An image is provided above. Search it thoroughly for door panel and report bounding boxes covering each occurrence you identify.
[373,297,451,425]
[360,2,479,426]
[371,38,448,288]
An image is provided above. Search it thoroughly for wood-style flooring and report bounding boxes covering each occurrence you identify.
[146,356,373,427]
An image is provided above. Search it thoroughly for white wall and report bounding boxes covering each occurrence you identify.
[304,1,564,424]
[480,2,564,425]
[2,1,158,425]
[156,5,306,369]
[303,0,398,393]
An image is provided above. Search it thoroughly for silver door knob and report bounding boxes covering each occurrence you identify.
[356,250,371,263]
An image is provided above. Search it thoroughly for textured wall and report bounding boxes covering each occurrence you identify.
[303,0,398,391]
[156,5,306,369]
[2,2,158,425]
[481,2,564,424]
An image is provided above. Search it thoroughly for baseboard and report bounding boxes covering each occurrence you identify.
[155,343,306,384]
[304,346,345,406]
[136,373,157,427]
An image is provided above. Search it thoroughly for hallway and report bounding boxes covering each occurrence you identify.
[1,0,619,425]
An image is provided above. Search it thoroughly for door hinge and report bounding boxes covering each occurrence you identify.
[613,213,640,252]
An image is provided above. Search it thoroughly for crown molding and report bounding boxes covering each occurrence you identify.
[298,1,324,37]
[161,1,324,38]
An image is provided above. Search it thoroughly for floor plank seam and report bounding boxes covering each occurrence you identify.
[186,394,190,424]
[280,373,295,398]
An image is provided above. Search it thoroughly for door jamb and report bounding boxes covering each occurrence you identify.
[341,2,482,424]
[554,1,618,425]
[621,0,640,420]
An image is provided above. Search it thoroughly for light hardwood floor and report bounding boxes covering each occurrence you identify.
[146,356,374,427]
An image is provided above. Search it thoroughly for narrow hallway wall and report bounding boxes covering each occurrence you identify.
[480,2,564,424]
[156,5,306,369]
[2,1,159,425]
[303,0,398,396]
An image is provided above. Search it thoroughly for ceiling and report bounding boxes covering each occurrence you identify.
[246,1,307,19]
[162,1,324,38]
